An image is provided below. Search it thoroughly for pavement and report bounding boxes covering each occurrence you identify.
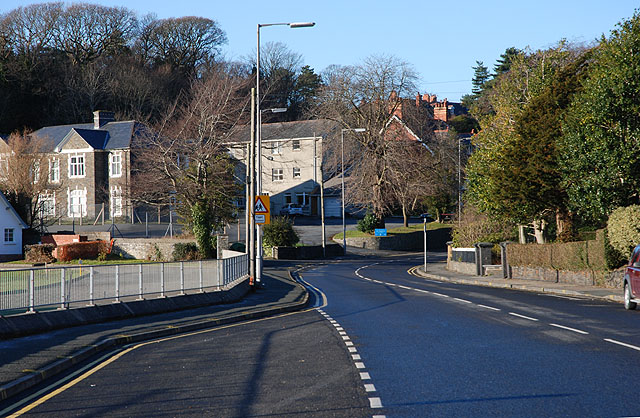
[0,263,307,402]
[0,250,625,403]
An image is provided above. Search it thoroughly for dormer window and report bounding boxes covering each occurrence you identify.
[68,153,85,178]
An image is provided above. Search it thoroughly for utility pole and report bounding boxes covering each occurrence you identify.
[249,88,256,286]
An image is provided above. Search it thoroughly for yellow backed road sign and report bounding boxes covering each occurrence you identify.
[255,195,270,224]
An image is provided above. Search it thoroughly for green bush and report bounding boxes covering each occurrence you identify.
[172,242,200,261]
[451,206,516,247]
[263,217,299,247]
[607,205,640,260]
[357,213,384,234]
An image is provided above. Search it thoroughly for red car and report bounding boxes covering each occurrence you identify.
[624,244,640,310]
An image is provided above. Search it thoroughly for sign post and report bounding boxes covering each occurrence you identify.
[255,195,270,225]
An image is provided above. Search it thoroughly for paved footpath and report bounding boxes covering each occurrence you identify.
[412,256,623,303]
[0,262,307,401]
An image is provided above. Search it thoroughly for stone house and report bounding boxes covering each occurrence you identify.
[30,110,145,221]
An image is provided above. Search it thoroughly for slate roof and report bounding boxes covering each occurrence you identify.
[228,119,340,143]
[32,121,141,152]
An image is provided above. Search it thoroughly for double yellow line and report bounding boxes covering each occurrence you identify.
[5,272,327,417]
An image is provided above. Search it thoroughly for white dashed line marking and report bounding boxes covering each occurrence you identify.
[345,341,354,346]
[549,323,589,335]
[352,354,361,360]
[369,397,383,408]
[477,304,501,311]
[342,336,350,341]
[453,297,472,304]
[604,338,640,351]
[432,292,449,298]
[364,383,376,392]
[509,312,539,321]
[355,362,366,369]
[360,372,371,380]
[348,347,357,353]
[399,285,411,290]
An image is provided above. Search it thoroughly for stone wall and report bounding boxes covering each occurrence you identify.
[510,265,624,288]
[112,238,196,261]
[447,259,477,276]
[342,228,451,251]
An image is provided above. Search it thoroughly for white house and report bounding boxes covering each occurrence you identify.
[0,191,28,260]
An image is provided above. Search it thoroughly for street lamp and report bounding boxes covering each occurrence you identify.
[256,21,314,283]
[341,128,366,255]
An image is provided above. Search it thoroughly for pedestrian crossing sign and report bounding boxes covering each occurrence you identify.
[255,195,270,224]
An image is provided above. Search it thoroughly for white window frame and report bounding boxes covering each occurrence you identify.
[68,187,87,217]
[31,161,40,184]
[39,192,56,217]
[110,186,123,217]
[4,228,14,243]
[49,158,60,183]
[271,141,282,155]
[293,167,301,179]
[109,152,122,178]
[272,168,283,182]
[68,153,85,178]
[292,140,301,151]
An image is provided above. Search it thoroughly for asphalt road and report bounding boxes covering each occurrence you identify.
[302,254,640,417]
[6,254,640,417]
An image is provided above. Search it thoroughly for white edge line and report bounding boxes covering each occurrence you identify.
[604,338,640,351]
[549,323,589,335]
[453,297,472,304]
[508,312,539,321]
[477,304,501,311]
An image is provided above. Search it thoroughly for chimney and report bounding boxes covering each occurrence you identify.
[416,94,422,107]
[93,110,115,129]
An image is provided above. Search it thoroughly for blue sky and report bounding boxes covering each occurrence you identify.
[3,1,639,101]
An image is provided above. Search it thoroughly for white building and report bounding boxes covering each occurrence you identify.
[229,119,340,217]
[0,191,28,261]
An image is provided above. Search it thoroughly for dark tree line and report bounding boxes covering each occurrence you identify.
[0,2,323,133]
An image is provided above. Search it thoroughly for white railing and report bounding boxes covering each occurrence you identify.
[0,254,249,315]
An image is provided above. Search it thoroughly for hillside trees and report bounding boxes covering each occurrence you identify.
[465,42,586,243]
[0,3,229,132]
[559,11,640,223]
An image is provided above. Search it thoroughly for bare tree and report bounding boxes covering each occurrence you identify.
[131,67,249,256]
[0,131,60,228]
[315,55,420,220]
[54,3,138,65]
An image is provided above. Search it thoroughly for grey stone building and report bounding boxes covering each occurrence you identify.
[31,110,145,221]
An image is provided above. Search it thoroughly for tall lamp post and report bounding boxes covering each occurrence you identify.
[341,128,366,255]
[256,21,314,283]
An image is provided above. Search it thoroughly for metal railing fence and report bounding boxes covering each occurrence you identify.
[0,254,248,315]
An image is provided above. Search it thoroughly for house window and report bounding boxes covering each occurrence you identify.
[293,167,301,178]
[284,193,292,204]
[39,192,56,217]
[110,186,122,217]
[271,141,282,154]
[110,152,122,177]
[49,158,60,182]
[292,140,301,151]
[68,153,85,178]
[0,156,8,178]
[68,188,87,217]
[4,228,14,243]
[31,161,40,183]
[272,168,283,181]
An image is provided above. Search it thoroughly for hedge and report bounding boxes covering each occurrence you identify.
[508,230,607,272]
[55,241,109,262]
